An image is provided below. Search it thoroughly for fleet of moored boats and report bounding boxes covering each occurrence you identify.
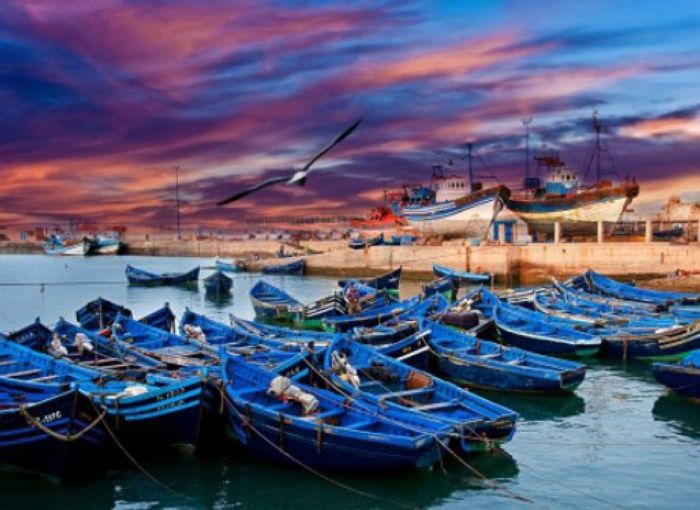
[0,263,698,481]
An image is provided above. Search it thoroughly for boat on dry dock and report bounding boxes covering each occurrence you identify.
[389,144,509,238]
[506,115,639,235]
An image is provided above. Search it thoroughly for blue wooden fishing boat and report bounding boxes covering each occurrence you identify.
[338,266,402,297]
[470,288,601,357]
[139,303,177,332]
[204,270,233,295]
[653,350,700,398]
[322,294,448,333]
[533,290,682,329]
[323,337,518,452]
[8,318,163,378]
[251,280,386,330]
[76,297,133,331]
[261,258,305,275]
[423,320,586,393]
[422,277,457,300]
[0,334,204,450]
[533,290,700,360]
[75,298,175,332]
[215,257,246,273]
[554,279,700,321]
[125,264,199,286]
[222,352,452,471]
[322,297,421,333]
[112,314,219,368]
[249,280,303,326]
[0,386,104,480]
[348,234,384,250]
[432,264,491,284]
[181,310,419,355]
[572,270,700,306]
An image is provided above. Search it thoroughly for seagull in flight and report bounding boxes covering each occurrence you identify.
[217,118,362,206]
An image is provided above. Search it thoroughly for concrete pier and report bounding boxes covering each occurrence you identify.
[2,238,698,285]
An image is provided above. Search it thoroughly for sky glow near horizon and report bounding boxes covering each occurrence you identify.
[1,0,699,228]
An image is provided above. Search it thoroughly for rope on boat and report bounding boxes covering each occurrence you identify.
[87,399,193,502]
[223,390,418,510]
[432,436,531,504]
[19,404,108,442]
[295,356,533,504]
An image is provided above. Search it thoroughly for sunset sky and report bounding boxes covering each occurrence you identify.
[1,0,699,230]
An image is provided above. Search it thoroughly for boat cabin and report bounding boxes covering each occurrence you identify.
[434,175,474,202]
[525,154,581,197]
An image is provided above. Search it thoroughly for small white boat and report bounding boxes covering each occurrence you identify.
[43,236,89,256]
[89,236,123,255]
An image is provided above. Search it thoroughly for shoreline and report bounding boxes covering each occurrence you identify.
[3,239,699,286]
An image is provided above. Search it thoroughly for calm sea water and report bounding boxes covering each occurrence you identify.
[0,255,698,510]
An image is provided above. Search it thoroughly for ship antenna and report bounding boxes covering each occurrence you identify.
[467,143,474,189]
[593,110,602,183]
[521,117,533,185]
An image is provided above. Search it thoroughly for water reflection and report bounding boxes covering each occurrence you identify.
[652,394,700,440]
[205,291,233,307]
[475,391,586,422]
[0,443,520,510]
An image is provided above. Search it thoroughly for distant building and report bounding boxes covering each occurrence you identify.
[655,196,700,222]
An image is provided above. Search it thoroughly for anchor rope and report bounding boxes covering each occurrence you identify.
[20,403,107,442]
[222,390,418,510]
[87,399,193,501]
[294,355,532,504]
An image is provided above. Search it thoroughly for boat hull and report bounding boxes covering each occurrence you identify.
[92,243,122,255]
[44,242,89,256]
[436,357,585,393]
[402,187,506,237]
[0,391,105,480]
[261,259,305,275]
[507,183,638,233]
[125,265,199,286]
[600,328,700,360]
[652,363,700,398]
[496,323,600,357]
[224,402,442,471]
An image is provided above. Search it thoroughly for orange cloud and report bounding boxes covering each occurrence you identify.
[351,34,544,89]
[620,116,700,140]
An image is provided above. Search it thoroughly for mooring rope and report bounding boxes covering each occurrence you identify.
[87,399,193,501]
[223,390,418,510]
[295,355,532,504]
[20,403,107,442]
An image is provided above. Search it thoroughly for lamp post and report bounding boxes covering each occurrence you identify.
[521,117,532,183]
[174,165,181,240]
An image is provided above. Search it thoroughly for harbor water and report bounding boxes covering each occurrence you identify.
[0,255,698,509]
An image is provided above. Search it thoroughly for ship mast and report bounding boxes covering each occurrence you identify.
[521,117,532,186]
[593,110,602,183]
[467,143,474,190]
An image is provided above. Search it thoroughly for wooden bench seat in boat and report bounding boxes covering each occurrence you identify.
[5,369,41,378]
[379,387,433,402]
[316,408,345,420]
[412,400,459,412]
[31,374,59,382]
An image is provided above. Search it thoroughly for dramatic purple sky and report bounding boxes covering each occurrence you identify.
[1,0,699,229]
